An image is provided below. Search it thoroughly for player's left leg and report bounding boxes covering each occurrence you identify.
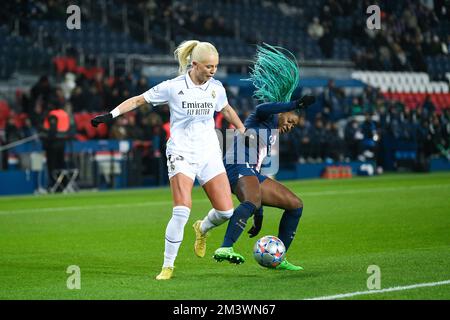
[260,178,304,271]
[222,175,261,246]
[192,172,234,257]
[156,172,195,280]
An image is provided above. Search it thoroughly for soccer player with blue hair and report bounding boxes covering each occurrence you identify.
[210,44,315,270]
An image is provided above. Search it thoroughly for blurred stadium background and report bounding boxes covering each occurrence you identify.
[1,0,450,301]
[0,0,449,194]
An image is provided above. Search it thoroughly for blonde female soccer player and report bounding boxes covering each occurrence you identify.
[91,40,245,280]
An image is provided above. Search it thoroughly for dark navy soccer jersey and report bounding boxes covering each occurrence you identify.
[224,101,297,175]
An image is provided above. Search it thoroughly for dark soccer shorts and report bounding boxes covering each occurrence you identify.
[225,163,268,190]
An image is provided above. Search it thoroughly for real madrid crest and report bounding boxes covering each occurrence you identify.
[211,90,216,99]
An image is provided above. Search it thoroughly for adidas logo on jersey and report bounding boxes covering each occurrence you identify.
[178,90,184,95]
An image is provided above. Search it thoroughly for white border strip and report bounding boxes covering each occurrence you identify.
[306,280,450,300]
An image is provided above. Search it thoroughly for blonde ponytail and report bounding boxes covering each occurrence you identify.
[174,40,200,74]
[174,40,219,74]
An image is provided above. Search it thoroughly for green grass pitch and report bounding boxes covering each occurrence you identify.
[0,172,449,300]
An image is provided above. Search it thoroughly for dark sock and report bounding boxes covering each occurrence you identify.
[222,201,257,247]
[255,206,263,216]
[278,207,303,251]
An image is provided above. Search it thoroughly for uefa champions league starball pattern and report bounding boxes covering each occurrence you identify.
[253,235,286,268]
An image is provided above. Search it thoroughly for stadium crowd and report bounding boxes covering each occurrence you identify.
[1,71,449,172]
[347,0,449,75]
[1,0,449,175]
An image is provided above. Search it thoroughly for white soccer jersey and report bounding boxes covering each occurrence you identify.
[143,72,228,163]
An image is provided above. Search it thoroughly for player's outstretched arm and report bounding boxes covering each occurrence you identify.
[255,95,316,119]
[221,104,246,134]
[296,95,316,110]
[91,94,147,127]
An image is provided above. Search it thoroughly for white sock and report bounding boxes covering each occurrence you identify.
[163,206,190,268]
[200,208,234,234]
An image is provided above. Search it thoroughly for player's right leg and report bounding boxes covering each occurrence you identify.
[214,174,261,264]
[156,160,195,280]
[194,154,234,258]
[194,174,234,257]
[259,178,304,271]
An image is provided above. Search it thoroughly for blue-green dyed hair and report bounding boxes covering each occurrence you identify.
[247,43,300,103]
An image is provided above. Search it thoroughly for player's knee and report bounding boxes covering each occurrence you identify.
[215,208,234,220]
[166,206,191,242]
[245,194,261,209]
[174,200,192,208]
[172,206,191,221]
[287,196,303,210]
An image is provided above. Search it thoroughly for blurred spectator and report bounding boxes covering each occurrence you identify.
[360,113,379,160]
[30,75,52,108]
[135,76,149,95]
[40,96,73,191]
[307,17,324,40]
[344,118,363,161]
[3,114,24,169]
[348,97,364,116]
[422,95,436,118]
[310,117,327,162]
[429,114,448,156]
[86,84,103,113]
[293,116,313,163]
[22,118,38,138]
[319,25,334,58]
[279,129,299,164]
[322,80,345,118]
[70,86,87,113]
[60,73,77,100]
[324,121,345,162]
[126,115,144,140]
[425,35,446,56]
[109,117,129,140]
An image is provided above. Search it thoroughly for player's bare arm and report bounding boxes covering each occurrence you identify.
[221,104,245,134]
[90,94,147,127]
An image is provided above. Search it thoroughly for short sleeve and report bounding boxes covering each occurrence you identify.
[143,80,171,106]
[215,85,228,112]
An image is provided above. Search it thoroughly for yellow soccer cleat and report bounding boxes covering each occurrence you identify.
[193,220,208,258]
[155,267,174,280]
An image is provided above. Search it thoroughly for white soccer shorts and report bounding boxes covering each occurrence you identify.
[166,150,225,186]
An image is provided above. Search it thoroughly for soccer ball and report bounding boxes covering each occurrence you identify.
[253,235,286,268]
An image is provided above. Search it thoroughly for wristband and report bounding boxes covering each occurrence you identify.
[111,108,121,118]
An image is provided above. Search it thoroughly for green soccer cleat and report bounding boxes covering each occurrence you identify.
[275,259,304,271]
[213,247,245,264]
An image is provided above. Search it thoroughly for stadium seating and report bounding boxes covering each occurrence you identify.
[0,100,11,129]
[352,71,450,109]
[73,112,109,140]
[28,20,163,56]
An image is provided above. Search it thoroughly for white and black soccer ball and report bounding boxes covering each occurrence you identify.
[253,235,286,268]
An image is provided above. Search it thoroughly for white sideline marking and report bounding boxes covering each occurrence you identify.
[0,199,211,215]
[0,183,449,216]
[302,183,450,196]
[306,280,450,300]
